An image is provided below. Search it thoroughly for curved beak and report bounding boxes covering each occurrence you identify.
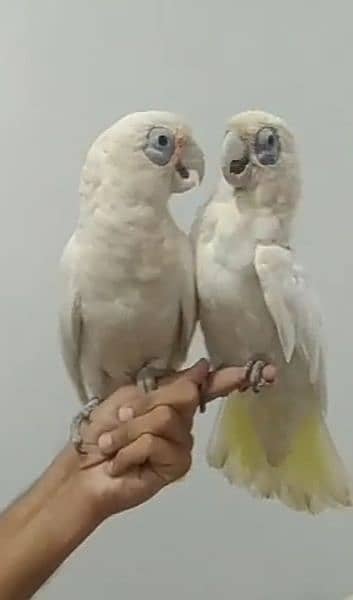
[172,136,205,193]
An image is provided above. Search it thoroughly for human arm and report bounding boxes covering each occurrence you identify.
[0,359,275,599]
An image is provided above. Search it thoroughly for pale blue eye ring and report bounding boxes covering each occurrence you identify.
[144,127,175,166]
[254,127,281,166]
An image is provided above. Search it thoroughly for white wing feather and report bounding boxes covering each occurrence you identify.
[59,235,87,403]
[254,244,324,385]
[170,234,197,365]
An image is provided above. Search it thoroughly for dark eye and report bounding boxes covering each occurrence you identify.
[255,127,280,165]
[158,134,168,147]
[144,127,175,165]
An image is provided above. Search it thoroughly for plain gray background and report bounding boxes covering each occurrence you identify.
[1,1,353,598]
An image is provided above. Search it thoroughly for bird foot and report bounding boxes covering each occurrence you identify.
[70,397,102,454]
[136,365,174,394]
[243,357,269,393]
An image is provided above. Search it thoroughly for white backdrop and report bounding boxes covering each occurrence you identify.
[1,2,353,598]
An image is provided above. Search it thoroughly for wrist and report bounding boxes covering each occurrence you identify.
[53,447,108,530]
[48,473,102,543]
[0,453,103,599]
[45,443,81,483]
[0,443,81,540]
[51,445,124,527]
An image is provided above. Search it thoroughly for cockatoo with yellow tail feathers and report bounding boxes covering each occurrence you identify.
[193,110,352,513]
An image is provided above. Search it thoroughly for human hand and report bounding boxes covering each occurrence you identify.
[0,359,275,600]
[73,358,276,522]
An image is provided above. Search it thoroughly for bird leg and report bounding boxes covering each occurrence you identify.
[243,356,270,393]
[70,397,102,454]
[135,363,176,394]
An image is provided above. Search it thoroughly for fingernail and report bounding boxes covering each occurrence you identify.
[98,433,112,451]
[118,406,134,422]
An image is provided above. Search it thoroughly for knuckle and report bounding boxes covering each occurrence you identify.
[116,385,141,406]
[111,385,132,404]
[141,432,155,452]
[108,387,145,421]
[106,405,121,425]
[183,381,199,406]
[107,456,118,476]
[114,447,126,467]
[105,425,127,453]
[131,388,146,404]
[178,452,192,478]
[103,397,123,419]
[155,405,174,430]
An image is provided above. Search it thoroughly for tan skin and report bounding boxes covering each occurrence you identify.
[0,359,275,599]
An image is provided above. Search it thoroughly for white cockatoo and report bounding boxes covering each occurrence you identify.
[59,111,204,448]
[193,110,351,513]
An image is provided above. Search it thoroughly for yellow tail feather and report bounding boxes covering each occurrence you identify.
[207,393,352,514]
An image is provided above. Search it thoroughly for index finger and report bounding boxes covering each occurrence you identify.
[96,371,204,434]
[205,364,276,403]
[149,378,200,422]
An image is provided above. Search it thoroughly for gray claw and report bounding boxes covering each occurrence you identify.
[136,365,175,394]
[244,359,268,394]
[70,397,101,454]
[136,368,159,394]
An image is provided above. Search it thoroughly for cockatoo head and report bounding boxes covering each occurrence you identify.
[220,110,301,212]
[81,111,204,204]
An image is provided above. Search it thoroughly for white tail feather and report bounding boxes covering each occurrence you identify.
[207,393,352,514]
